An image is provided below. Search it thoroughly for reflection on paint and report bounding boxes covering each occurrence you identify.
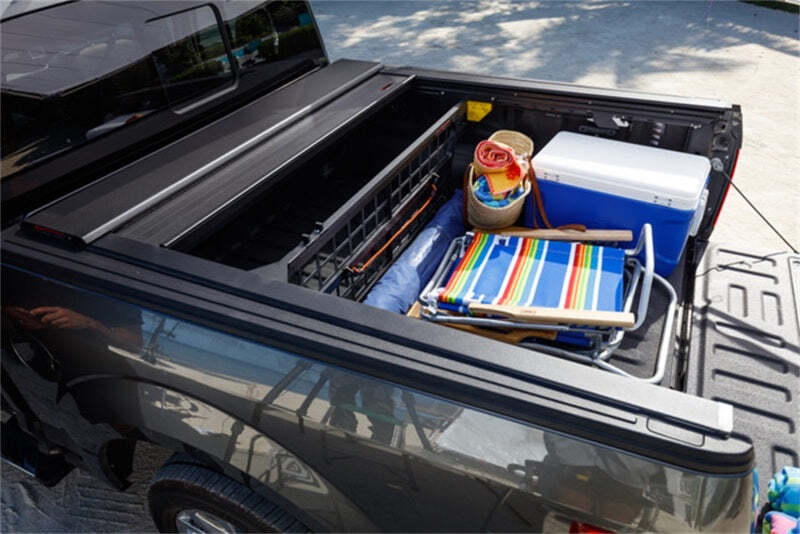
[2,266,752,532]
[135,309,751,532]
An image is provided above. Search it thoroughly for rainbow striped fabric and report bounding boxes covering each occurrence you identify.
[438,233,625,315]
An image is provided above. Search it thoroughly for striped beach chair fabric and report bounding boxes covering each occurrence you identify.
[438,232,625,317]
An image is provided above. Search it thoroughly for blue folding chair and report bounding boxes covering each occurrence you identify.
[419,224,677,383]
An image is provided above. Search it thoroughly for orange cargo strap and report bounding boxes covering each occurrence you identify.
[349,183,439,274]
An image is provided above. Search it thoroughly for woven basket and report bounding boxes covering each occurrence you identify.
[489,130,533,159]
[466,165,531,230]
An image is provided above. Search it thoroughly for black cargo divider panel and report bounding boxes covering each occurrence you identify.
[22,60,386,246]
[689,245,800,498]
[286,102,465,300]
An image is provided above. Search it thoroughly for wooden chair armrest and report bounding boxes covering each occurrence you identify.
[468,303,635,328]
[489,226,633,242]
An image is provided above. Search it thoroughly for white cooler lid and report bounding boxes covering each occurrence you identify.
[533,132,710,211]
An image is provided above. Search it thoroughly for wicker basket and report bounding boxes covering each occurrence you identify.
[466,165,531,230]
[466,130,533,229]
[489,130,533,159]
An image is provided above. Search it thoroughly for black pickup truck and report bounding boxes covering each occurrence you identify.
[2,1,798,532]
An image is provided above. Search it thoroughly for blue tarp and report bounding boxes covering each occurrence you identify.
[364,190,464,314]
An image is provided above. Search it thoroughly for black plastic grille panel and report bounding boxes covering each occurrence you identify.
[288,102,465,299]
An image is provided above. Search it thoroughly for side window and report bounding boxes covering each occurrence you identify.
[220,1,322,72]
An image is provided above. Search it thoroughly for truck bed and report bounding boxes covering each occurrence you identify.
[166,92,702,386]
[21,63,740,390]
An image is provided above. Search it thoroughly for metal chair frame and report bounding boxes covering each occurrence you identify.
[418,224,677,383]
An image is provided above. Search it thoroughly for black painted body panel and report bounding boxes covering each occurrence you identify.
[1,235,754,531]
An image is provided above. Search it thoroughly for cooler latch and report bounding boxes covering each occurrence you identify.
[689,189,709,236]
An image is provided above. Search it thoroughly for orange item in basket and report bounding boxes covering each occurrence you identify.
[473,140,523,195]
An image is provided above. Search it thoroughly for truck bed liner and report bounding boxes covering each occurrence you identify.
[689,245,800,498]
[609,267,683,383]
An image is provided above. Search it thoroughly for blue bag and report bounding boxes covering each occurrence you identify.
[364,190,464,313]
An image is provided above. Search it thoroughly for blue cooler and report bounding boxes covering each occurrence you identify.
[526,132,710,276]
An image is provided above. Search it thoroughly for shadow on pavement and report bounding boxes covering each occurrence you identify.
[315,0,799,84]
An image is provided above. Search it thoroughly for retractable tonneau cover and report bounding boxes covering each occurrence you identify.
[23,59,412,247]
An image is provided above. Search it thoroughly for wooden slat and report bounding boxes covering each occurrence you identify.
[406,301,423,318]
[445,323,557,343]
[406,301,558,344]
[468,303,635,328]
[489,226,633,242]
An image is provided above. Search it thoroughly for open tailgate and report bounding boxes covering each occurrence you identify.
[689,244,800,498]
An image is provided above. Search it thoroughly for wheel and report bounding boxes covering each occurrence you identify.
[148,455,308,533]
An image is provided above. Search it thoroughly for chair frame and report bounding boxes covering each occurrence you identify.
[418,224,677,383]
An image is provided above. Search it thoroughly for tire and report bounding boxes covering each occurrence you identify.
[148,455,308,533]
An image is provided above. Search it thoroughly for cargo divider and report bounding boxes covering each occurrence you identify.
[287,101,466,299]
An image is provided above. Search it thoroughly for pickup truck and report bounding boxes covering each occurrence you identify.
[2,1,798,532]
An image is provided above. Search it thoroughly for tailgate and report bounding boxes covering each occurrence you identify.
[689,245,800,498]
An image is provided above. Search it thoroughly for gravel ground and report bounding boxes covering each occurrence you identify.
[1,443,170,532]
[2,1,798,532]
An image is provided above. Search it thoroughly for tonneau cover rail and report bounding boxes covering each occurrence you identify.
[22,60,389,246]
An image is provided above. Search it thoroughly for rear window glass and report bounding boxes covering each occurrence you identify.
[1,1,323,182]
[0,3,233,179]
[220,1,322,71]
[148,7,234,106]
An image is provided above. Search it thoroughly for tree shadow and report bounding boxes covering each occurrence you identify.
[314,0,799,86]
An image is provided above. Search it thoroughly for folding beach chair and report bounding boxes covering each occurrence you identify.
[418,224,677,383]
